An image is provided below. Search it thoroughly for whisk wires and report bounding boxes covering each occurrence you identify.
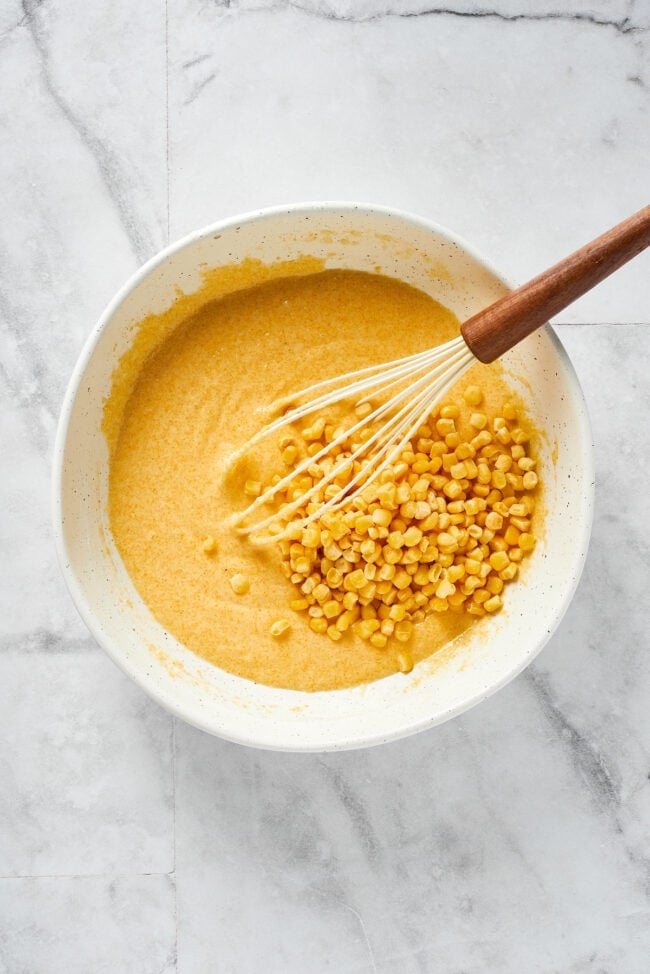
[232,335,475,542]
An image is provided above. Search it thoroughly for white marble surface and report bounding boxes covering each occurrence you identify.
[1,1,649,971]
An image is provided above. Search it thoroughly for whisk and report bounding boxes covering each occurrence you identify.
[233,206,650,542]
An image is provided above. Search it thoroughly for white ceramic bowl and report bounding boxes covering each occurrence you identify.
[53,202,594,751]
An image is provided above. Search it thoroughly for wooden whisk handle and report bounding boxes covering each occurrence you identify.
[461,205,650,363]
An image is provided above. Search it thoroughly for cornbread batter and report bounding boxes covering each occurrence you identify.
[106,265,533,691]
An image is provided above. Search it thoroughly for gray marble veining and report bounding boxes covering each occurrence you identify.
[1,1,649,970]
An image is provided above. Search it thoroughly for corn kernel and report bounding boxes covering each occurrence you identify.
[323,599,342,619]
[489,551,510,572]
[395,620,414,642]
[270,619,292,637]
[411,565,429,586]
[522,495,536,515]
[400,500,416,519]
[484,595,503,613]
[282,445,298,465]
[440,404,460,419]
[344,569,366,591]
[392,569,411,591]
[463,385,483,406]
[301,524,321,548]
[444,480,463,500]
[485,511,503,531]
[330,518,350,541]
[396,651,413,673]
[356,619,380,640]
[469,412,488,430]
[486,576,504,595]
[355,400,373,417]
[436,533,457,553]
[472,430,493,449]
[518,457,536,472]
[285,521,304,541]
[411,501,431,520]
[370,632,388,649]
[335,610,354,632]
[462,576,481,594]
[447,563,465,583]
[504,525,520,546]
[435,578,456,599]
[519,532,536,551]
[456,443,476,461]
[358,581,377,600]
[372,507,393,528]
[436,417,456,437]
[303,417,326,441]
[402,526,423,547]
[500,563,519,581]
[229,573,249,595]
[523,471,538,490]
[202,536,217,555]
[293,556,311,575]
[312,583,330,603]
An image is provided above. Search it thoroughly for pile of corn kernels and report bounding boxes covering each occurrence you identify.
[249,384,539,668]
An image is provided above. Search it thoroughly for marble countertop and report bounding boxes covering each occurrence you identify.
[2,1,650,971]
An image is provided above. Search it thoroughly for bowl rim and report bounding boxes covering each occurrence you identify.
[52,200,595,750]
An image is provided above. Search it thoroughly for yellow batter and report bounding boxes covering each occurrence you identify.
[106,266,529,691]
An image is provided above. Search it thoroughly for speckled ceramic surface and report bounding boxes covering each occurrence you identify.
[53,203,594,751]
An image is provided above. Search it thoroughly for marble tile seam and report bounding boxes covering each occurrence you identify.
[0,631,99,654]
[554,322,650,328]
[0,871,176,881]
[165,0,171,246]
[207,1,649,34]
[171,717,179,974]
